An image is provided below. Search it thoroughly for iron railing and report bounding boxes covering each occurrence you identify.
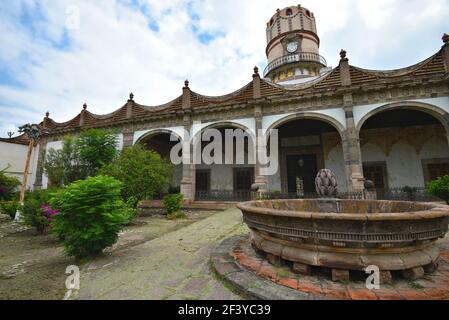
[376,188,439,202]
[196,190,252,202]
[194,187,440,203]
[263,52,327,77]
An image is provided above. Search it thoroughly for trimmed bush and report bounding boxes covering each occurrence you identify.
[427,176,449,205]
[163,193,183,215]
[0,200,19,220]
[50,176,130,258]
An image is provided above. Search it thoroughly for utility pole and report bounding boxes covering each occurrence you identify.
[15,123,48,222]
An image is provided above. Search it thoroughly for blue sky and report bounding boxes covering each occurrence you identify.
[0,0,448,137]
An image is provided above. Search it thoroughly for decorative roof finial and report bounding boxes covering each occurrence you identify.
[443,33,449,45]
[253,66,259,76]
[340,49,347,60]
[184,79,189,88]
[83,103,87,110]
[129,92,134,101]
[45,111,50,118]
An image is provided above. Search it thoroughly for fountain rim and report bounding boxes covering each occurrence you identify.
[237,199,449,221]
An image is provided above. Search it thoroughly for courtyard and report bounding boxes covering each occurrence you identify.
[0,208,245,300]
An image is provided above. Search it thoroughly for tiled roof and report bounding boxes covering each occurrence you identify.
[42,48,447,133]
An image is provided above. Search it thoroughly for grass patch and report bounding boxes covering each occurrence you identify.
[167,211,188,220]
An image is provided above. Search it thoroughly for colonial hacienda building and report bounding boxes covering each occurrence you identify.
[3,5,449,202]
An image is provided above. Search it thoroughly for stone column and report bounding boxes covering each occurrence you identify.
[180,80,195,203]
[342,93,365,193]
[252,67,268,196]
[122,128,134,149]
[253,110,269,196]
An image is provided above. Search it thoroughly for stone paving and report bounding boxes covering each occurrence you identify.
[79,207,248,300]
[224,235,449,300]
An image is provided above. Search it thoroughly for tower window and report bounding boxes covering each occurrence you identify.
[269,18,274,26]
[286,8,293,16]
[306,10,310,17]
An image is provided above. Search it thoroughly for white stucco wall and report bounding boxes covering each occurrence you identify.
[0,141,38,190]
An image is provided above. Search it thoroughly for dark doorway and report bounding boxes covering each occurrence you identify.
[233,168,254,192]
[363,162,388,196]
[196,170,211,192]
[286,154,318,194]
[427,162,449,182]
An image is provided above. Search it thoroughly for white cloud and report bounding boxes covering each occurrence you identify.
[0,0,448,137]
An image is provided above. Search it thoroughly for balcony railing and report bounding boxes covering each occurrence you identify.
[263,52,327,77]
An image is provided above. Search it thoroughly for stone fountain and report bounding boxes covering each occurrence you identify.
[237,169,449,282]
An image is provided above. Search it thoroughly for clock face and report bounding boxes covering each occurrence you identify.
[287,42,298,53]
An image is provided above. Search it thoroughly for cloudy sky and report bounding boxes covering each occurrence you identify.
[1,0,448,137]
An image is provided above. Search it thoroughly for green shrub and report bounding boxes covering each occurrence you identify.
[21,189,58,233]
[0,200,19,220]
[163,193,183,215]
[427,176,449,205]
[124,196,139,224]
[99,144,173,202]
[0,168,20,201]
[50,176,129,258]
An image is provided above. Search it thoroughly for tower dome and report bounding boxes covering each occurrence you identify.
[264,5,327,84]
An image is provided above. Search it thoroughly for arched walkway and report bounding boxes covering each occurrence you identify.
[265,114,347,195]
[358,103,449,197]
[136,129,183,194]
[192,122,256,201]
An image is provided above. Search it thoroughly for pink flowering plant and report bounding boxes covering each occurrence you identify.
[22,189,59,234]
[41,204,58,223]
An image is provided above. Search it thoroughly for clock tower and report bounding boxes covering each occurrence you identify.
[264,5,327,84]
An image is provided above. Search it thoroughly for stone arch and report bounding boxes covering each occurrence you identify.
[191,121,256,147]
[356,101,449,134]
[134,128,183,145]
[265,112,346,142]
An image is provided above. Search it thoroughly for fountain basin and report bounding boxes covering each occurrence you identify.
[237,199,449,277]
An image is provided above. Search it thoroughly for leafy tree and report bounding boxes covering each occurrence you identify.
[44,129,118,186]
[77,129,118,177]
[44,136,84,186]
[99,144,173,202]
[427,176,449,205]
[50,176,130,258]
